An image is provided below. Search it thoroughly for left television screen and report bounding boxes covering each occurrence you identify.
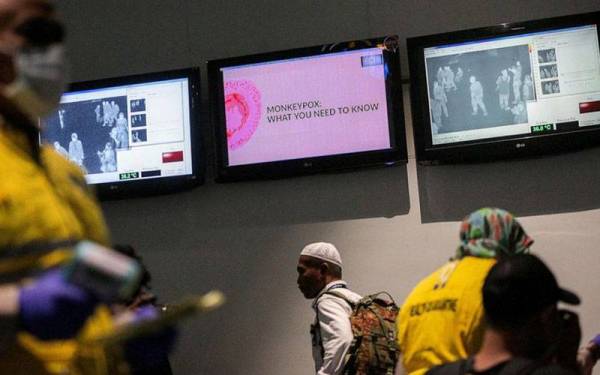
[39,68,203,199]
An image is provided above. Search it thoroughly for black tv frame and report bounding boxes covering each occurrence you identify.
[407,11,600,164]
[44,68,204,200]
[207,36,407,182]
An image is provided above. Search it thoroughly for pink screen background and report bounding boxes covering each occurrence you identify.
[222,48,391,166]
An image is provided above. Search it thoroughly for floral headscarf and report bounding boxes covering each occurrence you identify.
[456,207,533,259]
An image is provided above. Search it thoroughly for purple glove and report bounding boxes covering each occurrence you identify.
[590,334,600,362]
[125,305,177,372]
[18,269,98,340]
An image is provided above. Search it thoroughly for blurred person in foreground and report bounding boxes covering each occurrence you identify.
[0,0,110,371]
[397,208,534,375]
[427,254,581,375]
[0,1,173,373]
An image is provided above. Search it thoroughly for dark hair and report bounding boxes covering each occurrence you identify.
[329,263,342,278]
[482,254,579,331]
[0,3,58,38]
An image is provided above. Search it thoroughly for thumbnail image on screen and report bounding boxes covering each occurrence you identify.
[40,77,194,185]
[423,24,600,146]
[219,47,393,166]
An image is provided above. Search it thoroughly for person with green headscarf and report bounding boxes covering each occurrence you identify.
[396,208,533,375]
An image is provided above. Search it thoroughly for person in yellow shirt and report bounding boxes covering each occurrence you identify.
[397,208,534,375]
[427,254,581,375]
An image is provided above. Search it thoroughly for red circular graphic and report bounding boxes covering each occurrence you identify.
[224,80,261,150]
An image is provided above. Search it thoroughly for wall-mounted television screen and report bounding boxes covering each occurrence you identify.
[407,11,600,163]
[208,36,406,181]
[40,68,203,199]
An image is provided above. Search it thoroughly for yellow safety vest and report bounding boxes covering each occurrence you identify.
[397,257,496,375]
[0,129,126,374]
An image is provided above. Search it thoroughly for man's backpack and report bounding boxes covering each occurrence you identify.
[325,290,400,375]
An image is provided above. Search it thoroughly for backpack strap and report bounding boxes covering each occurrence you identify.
[321,289,360,374]
[313,285,352,359]
[323,289,355,308]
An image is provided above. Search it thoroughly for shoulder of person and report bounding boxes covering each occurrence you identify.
[529,363,578,375]
[320,287,362,307]
[426,358,470,375]
[44,145,86,175]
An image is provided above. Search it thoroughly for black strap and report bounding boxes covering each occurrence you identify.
[325,284,347,292]
[499,358,536,375]
[0,239,79,261]
[0,93,42,165]
[324,289,355,308]
[426,358,470,375]
[430,357,534,375]
[0,239,79,283]
[459,358,473,375]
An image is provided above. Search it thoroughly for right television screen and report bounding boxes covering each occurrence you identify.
[408,11,600,163]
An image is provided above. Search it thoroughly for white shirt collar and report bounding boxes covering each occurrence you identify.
[311,280,347,309]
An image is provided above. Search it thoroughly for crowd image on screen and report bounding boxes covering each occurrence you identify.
[132,129,147,143]
[97,142,117,172]
[42,96,129,175]
[426,45,535,135]
[131,114,147,128]
[68,132,84,168]
[130,99,146,112]
[540,64,559,80]
[542,80,561,94]
[538,48,557,64]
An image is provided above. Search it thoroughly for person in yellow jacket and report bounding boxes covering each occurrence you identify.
[397,208,534,375]
[0,1,127,373]
[0,129,126,374]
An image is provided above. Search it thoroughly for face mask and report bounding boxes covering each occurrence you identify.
[4,44,68,120]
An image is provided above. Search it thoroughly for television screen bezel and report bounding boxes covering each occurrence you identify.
[407,11,600,164]
[43,67,204,200]
[207,36,407,182]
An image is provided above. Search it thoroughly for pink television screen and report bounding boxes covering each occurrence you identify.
[208,36,406,181]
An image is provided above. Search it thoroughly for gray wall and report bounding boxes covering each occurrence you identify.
[59,1,600,374]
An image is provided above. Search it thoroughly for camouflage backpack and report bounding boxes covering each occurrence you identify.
[325,290,400,375]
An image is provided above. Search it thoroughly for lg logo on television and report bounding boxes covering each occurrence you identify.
[515,143,526,149]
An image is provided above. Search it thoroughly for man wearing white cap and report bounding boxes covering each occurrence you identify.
[297,242,361,375]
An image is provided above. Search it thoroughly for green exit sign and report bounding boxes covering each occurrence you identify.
[531,124,553,134]
[119,172,139,180]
